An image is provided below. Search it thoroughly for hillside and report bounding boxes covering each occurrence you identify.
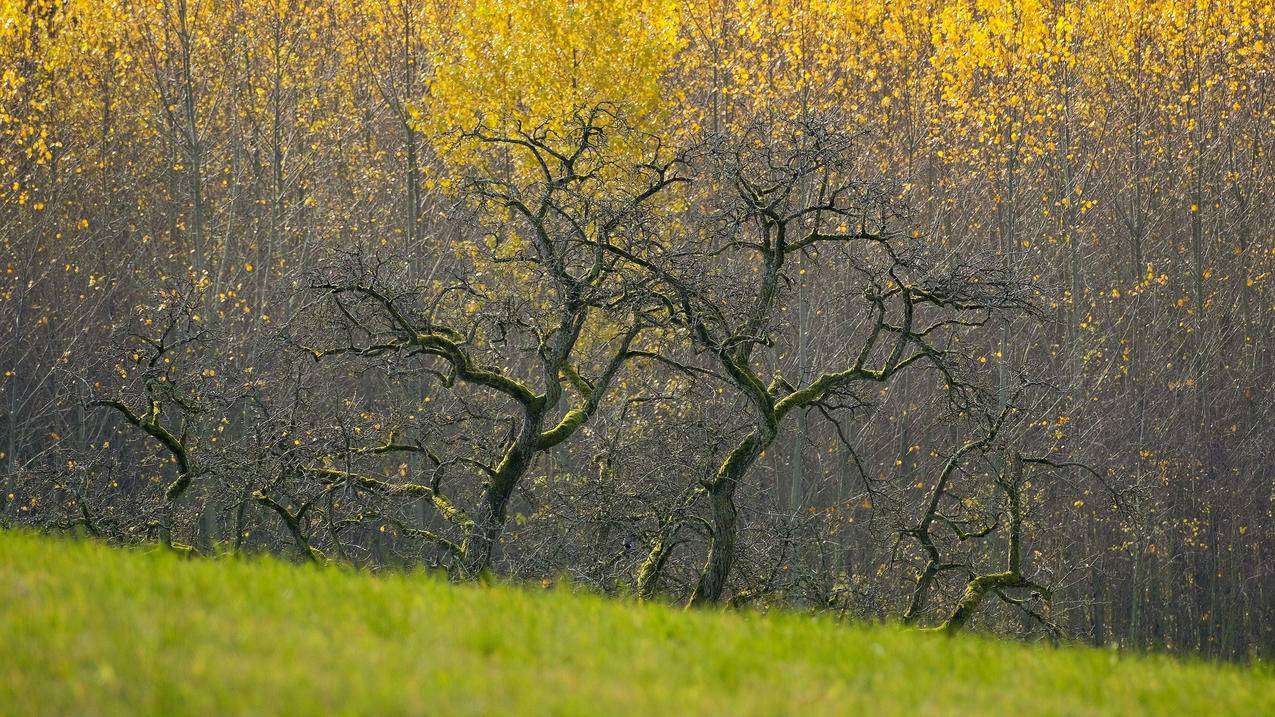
[0,531,1270,716]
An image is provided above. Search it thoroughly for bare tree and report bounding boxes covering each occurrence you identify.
[632,112,1040,605]
[296,106,689,577]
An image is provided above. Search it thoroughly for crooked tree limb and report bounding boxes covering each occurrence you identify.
[251,489,327,564]
[934,451,1051,634]
[89,398,194,503]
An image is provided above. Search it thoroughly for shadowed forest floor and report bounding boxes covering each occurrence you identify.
[1,531,1270,715]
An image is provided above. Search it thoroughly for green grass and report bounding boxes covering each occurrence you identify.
[0,531,1270,716]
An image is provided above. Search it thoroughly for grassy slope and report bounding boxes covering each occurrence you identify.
[1,532,1270,716]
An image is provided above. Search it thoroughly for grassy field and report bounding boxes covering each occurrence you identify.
[1,531,1270,716]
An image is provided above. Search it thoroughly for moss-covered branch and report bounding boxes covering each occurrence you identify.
[89,398,193,503]
[934,452,1051,634]
[303,466,473,530]
[251,490,327,564]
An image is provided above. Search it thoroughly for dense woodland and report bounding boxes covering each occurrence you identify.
[2,0,1271,659]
